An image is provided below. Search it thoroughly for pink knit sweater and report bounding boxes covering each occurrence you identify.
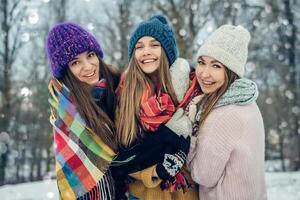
[187,102,267,200]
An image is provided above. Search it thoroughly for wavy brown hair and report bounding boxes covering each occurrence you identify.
[115,49,178,147]
[61,57,120,151]
[196,66,239,133]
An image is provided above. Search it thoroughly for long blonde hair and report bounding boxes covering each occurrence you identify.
[115,49,178,147]
[197,67,238,132]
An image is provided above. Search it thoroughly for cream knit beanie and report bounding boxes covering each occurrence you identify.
[196,25,250,77]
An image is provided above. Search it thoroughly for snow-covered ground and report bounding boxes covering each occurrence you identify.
[0,172,299,200]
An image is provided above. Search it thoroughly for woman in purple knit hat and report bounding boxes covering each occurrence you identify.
[47,22,121,200]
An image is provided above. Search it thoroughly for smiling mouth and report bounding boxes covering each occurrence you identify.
[83,70,96,78]
[201,80,215,86]
[141,58,157,64]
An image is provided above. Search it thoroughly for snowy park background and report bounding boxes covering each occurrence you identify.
[0,0,300,199]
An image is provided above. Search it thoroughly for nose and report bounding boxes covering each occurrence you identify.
[142,46,151,55]
[82,59,93,70]
[198,65,210,78]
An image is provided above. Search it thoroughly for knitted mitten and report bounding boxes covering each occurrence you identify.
[156,136,190,181]
[169,58,191,102]
[166,108,192,138]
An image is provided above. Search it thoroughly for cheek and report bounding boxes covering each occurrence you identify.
[69,66,81,78]
[195,66,201,78]
[134,51,141,60]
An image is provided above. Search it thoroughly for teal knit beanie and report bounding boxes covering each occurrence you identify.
[128,15,178,65]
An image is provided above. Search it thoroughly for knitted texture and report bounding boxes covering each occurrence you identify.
[169,58,191,102]
[197,25,250,77]
[165,108,192,138]
[187,103,267,200]
[47,22,104,79]
[128,15,178,65]
[195,78,258,123]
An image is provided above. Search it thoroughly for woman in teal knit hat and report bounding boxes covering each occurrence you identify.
[115,15,199,200]
[186,25,267,200]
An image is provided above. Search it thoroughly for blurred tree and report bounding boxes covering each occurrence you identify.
[0,0,29,185]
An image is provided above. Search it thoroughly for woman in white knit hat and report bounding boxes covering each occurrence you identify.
[186,25,267,200]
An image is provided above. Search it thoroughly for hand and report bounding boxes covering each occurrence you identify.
[165,108,192,138]
[155,136,190,181]
[150,125,183,151]
[170,58,191,102]
[156,150,186,181]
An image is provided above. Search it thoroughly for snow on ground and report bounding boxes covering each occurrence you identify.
[0,172,299,200]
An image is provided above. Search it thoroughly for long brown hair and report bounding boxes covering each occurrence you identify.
[61,57,120,151]
[115,49,178,147]
[197,67,239,132]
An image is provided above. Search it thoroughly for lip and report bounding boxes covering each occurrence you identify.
[199,79,216,86]
[83,70,96,78]
[141,58,157,64]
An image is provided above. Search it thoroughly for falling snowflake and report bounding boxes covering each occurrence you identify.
[87,23,94,31]
[206,26,213,33]
[266,97,273,104]
[179,29,187,37]
[172,18,178,24]
[191,3,198,11]
[20,87,32,97]
[28,10,39,24]
[279,121,288,129]
[285,90,294,100]
[47,192,55,199]
[253,20,260,27]
[21,32,30,42]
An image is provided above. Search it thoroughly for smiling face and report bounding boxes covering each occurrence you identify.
[195,56,226,94]
[68,51,100,85]
[134,36,162,76]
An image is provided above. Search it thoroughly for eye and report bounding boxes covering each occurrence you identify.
[151,42,161,47]
[197,60,204,65]
[213,64,222,68]
[88,51,96,57]
[135,44,143,49]
[70,60,79,66]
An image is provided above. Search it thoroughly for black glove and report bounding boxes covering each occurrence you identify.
[155,136,190,181]
[149,125,186,152]
[111,134,166,175]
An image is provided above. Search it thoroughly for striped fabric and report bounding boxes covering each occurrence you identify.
[139,73,201,132]
[139,83,176,132]
[48,78,116,200]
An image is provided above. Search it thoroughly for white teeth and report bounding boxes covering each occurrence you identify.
[85,71,95,77]
[142,59,155,64]
[202,80,214,85]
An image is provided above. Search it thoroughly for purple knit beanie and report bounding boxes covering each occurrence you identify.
[47,22,104,79]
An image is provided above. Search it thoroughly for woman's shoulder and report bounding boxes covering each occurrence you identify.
[205,102,262,129]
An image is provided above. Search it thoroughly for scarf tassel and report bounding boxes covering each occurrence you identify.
[77,171,115,200]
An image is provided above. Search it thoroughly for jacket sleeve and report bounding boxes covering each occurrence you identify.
[187,109,244,187]
[129,165,162,188]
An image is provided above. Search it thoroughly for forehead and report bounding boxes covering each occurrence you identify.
[73,51,89,59]
[200,56,223,64]
[137,36,159,44]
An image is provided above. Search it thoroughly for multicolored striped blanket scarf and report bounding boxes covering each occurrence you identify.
[48,78,116,200]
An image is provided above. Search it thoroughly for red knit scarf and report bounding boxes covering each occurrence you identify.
[139,83,175,132]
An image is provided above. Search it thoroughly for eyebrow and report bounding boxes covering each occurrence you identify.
[199,57,221,64]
